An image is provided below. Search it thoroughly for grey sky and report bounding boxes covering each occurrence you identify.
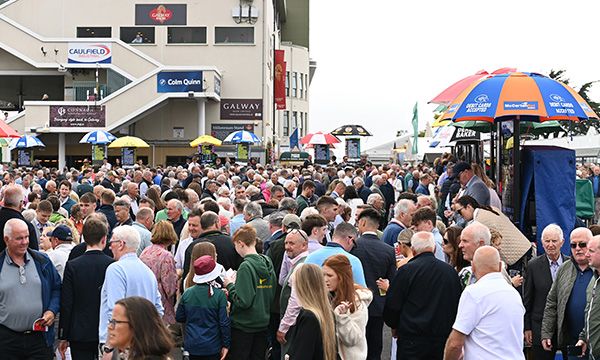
[309,0,600,150]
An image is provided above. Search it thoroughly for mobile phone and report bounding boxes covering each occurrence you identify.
[567,345,583,356]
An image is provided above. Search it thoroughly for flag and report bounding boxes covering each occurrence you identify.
[290,128,300,151]
[412,102,419,154]
[274,50,286,110]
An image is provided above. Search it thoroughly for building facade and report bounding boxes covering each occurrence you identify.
[0,0,313,167]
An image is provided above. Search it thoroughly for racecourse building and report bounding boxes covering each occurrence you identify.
[0,0,313,167]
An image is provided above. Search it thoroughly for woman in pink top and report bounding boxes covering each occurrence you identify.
[140,220,179,325]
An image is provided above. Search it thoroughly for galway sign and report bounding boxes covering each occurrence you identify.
[220,99,263,120]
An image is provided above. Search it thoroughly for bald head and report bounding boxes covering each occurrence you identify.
[472,246,502,279]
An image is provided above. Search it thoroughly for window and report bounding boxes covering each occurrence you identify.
[120,27,155,44]
[299,73,304,99]
[215,27,254,44]
[285,71,290,97]
[298,112,303,135]
[292,72,297,97]
[304,74,308,98]
[168,27,207,44]
[283,111,289,137]
[77,27,111,38]
[292,111,298,130]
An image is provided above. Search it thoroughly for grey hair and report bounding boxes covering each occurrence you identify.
[394,199,414,217]
[371,175,382,184]
[114,199,131,210]
[353,177,364,186]
[541,223,564,241]
[112,225,140,251]
[22,209,36,223]
[5,218,27,238]
[45,180,56,190]
[367,193,383,205]
[167,199,184,212]
[465,221,491,246]
[244,201,263,218]
[3,185,23,207]
[245,185,260,196]
[571,227,593,241]
[411,231,435,254]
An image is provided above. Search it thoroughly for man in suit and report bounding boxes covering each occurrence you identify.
[453,161,490,206]
[590,165,600,223]
[351,208,396,360]
[58,217,114,360]
[0,185,38,252]
[523,224,567,359]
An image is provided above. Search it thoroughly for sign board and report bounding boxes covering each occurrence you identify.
[314,144,330,165]
[214,76,221,97]
[68,43,112,64]
[220,99,262,120]
[135,4,187,25]
[49,106,106,127]
[450,127,481,142]
[157,71,203,93]
[345,138,361,160]
[17,149,31,167]
[121,148,136,167]
[211,124,254,141]
[236,143,250,161]
[92,145,106,165]
[200,145,214,164]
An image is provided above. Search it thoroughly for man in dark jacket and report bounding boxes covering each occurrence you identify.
[354,177,373,204]
[97,189,117,234]
[100,171,120,194]
[58,217,114,359]
[201,180,219,201]
[384,231,461,359]
[182,211,242,285]
[351,209,396,360]
[0,218,61,358]
[0,185,38,252]
[379,173,396,221]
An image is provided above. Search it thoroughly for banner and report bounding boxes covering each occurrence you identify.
[92,145,106,165]
[345,138,361,160]
[412,102,419,154]
[289,128,300,151]
[157,71,203,93]
[68,43,111,64]
[314,144,330,165]
[17,149,31,167]
[50,105,105,127]
[450,127,481,142]
[220,99,263,120]
[236,143,250,161]
[121,148,136,167]
[135,4,187,25]
[211,124,254,140]
[274,50,286,110]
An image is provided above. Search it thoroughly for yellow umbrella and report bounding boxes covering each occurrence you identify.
[108,136,150,148]
[190,135,222,147]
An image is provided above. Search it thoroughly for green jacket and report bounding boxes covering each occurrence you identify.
[541,259,583,347]
[581,271,600,358]
[296,195,310,216]
[226,254,276,333]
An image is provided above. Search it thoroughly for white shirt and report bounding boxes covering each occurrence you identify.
[174,236,194,270]
[47,243,74,279]
[453,272,525,360]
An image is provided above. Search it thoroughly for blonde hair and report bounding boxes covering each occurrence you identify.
[293,264,337,360]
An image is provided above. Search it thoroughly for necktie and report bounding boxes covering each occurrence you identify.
[550,261,559,282]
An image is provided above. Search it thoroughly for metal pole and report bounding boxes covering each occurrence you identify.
[513,117,521,226]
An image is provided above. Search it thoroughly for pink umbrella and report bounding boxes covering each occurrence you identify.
[300,131,341,145]
[429,67,516,105]
[0,118,20,138]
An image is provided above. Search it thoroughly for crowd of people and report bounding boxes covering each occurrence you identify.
[1,153,600,360]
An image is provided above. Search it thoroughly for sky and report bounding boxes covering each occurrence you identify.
[308,0,600,151]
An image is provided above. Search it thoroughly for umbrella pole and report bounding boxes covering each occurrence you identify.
[490,123,496,184]
[513,117,521,227]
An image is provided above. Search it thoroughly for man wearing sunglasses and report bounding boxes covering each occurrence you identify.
[541,227,594,358]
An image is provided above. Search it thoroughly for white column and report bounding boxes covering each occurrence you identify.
[197,99,206,136]
[58,133,66,172]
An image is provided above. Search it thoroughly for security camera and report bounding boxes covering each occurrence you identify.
[57,64,67,73]
[188,91,194,98]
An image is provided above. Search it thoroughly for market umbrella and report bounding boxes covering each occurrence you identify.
[330,125,373,137]
[108,136,150,148]
[441,72,599,123]
[223,130,260,144]
[10,135,45,149]
[0,118,20,138]
[79,130,116,145]
[300,131,341,145]
[190,135,222,147]
[429,68,516,105]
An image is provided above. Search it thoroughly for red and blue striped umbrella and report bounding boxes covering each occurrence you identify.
[441,72,598,123]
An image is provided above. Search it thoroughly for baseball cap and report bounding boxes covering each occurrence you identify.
[282,214,301,230]
[452,161,471,177]
[47,225,73,242]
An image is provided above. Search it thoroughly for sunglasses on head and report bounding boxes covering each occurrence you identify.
[570,242,587,249]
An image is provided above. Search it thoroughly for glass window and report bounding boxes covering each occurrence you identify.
[215,27,254,44]
[292,111,298,130]
[167,27,207,44]
[299,112,303,134]
[292,72,297,97]
[299,73,304,99]
[285,71,290,97]
[304,74,308,98]
[120,27,155,44]
[77,27,111,38]
[283,111,289,137]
